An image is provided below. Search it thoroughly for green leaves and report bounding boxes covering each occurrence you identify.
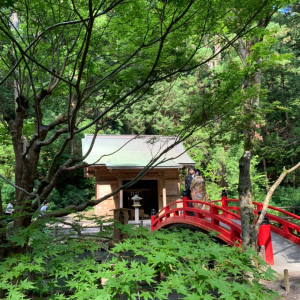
[0,225,277,299]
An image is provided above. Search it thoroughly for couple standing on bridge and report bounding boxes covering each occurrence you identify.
[185,167,208,210]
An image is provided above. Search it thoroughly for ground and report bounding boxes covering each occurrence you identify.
[261,272,300,300]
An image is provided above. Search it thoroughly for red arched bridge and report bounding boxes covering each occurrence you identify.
[151,194,300,265]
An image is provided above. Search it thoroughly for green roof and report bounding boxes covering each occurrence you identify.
[82,135,195,169]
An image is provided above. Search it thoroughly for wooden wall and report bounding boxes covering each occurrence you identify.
[86,166,181,217]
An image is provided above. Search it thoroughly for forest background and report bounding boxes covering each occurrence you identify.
[1,1,298,211]
[0,0,299,298]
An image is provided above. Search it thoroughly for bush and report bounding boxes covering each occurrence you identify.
[0,223,278,299]
[270,186,300,209]
[0,181,15,205]
[47,180,94,210]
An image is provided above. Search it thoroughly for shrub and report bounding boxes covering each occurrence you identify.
[270,186,300,208]
[0,224,277,299]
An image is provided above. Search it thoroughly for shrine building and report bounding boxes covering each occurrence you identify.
[82,134,195,219]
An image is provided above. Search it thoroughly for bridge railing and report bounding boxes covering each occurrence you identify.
[151,194,299,265]
[211,196,300,245]
[151,198,243,246]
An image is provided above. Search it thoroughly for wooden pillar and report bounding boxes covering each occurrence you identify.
[162,180,167,208]
[95,182,100,216]
[284,269,290,292]
[119,180,123,208]
[111,208,131,242]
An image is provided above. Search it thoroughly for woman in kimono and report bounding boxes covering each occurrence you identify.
[190,169,208,208]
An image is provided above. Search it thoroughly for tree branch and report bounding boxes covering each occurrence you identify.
[255,162,300,234]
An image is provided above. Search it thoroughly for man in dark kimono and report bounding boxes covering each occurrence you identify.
[185,166,195,216]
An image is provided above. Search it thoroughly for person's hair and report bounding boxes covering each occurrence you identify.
[188,166,195,171]
[195,169,202,176]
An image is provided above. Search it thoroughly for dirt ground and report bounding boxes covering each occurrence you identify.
[261,272,300,300]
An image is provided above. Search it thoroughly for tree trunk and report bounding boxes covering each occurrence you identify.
[237,14,270,248]
[238,151,256,249]
[218,162,227,187]
[10,126,37,230]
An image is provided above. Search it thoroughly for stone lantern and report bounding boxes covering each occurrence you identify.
[131,194,142,223]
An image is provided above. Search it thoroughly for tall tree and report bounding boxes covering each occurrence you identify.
[0,0,285,256]
[236,2,300,248]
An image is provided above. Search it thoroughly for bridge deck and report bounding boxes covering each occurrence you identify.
[271,232,300,273]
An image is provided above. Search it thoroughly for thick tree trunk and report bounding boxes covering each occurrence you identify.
[15,148,50,228]
[237,19,268,249]
[10,127,38,229]
[5,95,44,234]
[218,162,227,187]
[238,151,256,249]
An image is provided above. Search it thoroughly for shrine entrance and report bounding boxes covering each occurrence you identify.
[123,180,158,219]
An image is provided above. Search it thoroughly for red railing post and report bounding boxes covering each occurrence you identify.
[282,223,290,236]
[210,205,220,227]
[151,216,155,231]
[256,203,263,212]
[221,189,228,208]
[165,206,170,219]
[221,189,228,218]
[151,209,156,231]
[182,191,189,217]
[257,212,274,265]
